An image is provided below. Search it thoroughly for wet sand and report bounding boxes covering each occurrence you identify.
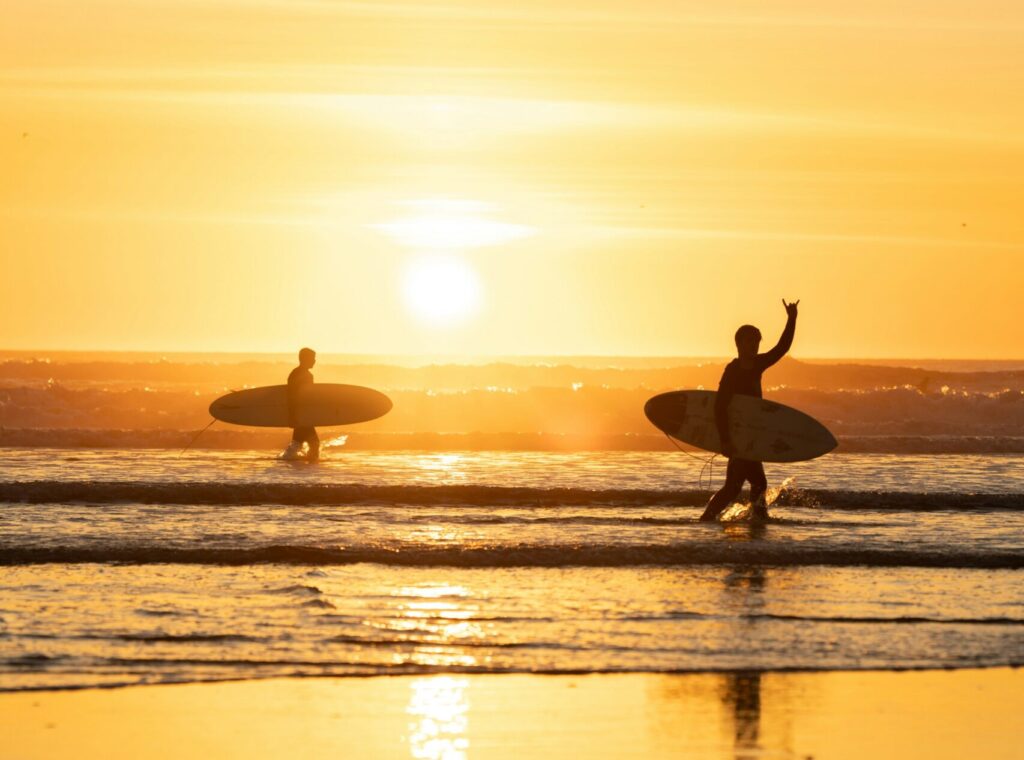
[2,668,1020,759]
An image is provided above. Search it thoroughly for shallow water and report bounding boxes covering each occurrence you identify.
[2,564,1021,691]
[1,449,1021,691]
[3,448,1024,493]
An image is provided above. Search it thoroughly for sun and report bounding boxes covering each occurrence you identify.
[402,255,482,327]
[377,198,531,328]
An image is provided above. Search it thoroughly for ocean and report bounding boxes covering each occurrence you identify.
[2,448,1021,691]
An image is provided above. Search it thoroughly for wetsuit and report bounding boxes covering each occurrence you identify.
[287,365,319,460]
[700,312,796,521]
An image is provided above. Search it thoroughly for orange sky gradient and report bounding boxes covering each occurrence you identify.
[2,0,1022,358]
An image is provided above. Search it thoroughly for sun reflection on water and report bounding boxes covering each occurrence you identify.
[406,676,470,760]
[403,525,470,544]
[396,585,471,599]
[416,454,469,482]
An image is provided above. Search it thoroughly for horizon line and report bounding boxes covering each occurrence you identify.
[0,348,1022,365]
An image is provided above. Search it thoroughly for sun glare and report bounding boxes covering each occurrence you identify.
[375,199,534,250]
[402,255,482,327]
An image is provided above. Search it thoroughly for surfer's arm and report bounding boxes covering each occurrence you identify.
[759,300,798,368]
[715,369,735,455]
[286,372,303,427]
[287,384,298,427]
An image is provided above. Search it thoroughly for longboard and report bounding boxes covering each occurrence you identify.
[209,384,392,428]
[644,390,836,463]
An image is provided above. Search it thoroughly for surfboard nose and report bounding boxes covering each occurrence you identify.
[823,429,839,454]
[644,392,687,432]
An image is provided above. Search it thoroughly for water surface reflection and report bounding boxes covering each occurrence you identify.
[407,676,470,760]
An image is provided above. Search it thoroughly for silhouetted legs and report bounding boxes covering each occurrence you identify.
[700,458,767,521]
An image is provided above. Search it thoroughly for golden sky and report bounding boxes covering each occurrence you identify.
[2,0,1022,357]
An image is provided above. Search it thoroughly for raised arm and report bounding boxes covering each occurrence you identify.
[759,299,799,369]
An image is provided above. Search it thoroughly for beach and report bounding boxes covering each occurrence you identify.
[4,669,1021,759]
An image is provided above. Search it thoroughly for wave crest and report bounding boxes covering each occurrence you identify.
[1,481,1022,510]
[1,543,1020,569]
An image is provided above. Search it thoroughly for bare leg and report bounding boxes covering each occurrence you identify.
[700,459,744,521]
[749,463,768,520]
[306,428,320,463]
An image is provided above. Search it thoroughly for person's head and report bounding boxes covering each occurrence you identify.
[734,325,761,359]
[298,347,316,369]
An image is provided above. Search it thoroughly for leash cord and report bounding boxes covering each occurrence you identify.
[662,433,720,491]
[178,418,217,458]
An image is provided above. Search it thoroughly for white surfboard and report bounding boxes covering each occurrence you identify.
[644,390,836,463]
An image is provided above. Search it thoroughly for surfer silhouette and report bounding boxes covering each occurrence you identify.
[287,347,319,462]
[699,300,798,522]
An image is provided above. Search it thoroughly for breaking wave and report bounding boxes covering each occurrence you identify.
[3,429,1024,453]
[1,542,1020,569]
[1,480,1022,510]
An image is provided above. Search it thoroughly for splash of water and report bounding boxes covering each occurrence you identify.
[277,442,307,461]
[276,434,347,461]
[767,476,797,506]
[719,477,797,522]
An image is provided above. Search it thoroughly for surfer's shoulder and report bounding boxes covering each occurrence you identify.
[718,359,738,387]
[722,358,741,374]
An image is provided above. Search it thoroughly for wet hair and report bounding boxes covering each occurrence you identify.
[298,347,316,362]
[734,325,761,346]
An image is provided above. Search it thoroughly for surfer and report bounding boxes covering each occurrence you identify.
[288,347,320,462]
[699,299,799,522]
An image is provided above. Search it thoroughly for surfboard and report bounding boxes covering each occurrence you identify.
[209,384,392,428]
[644,390,836,463]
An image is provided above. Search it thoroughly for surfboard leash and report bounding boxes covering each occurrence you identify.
[661,432,720,491]
[178,418,218,458]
